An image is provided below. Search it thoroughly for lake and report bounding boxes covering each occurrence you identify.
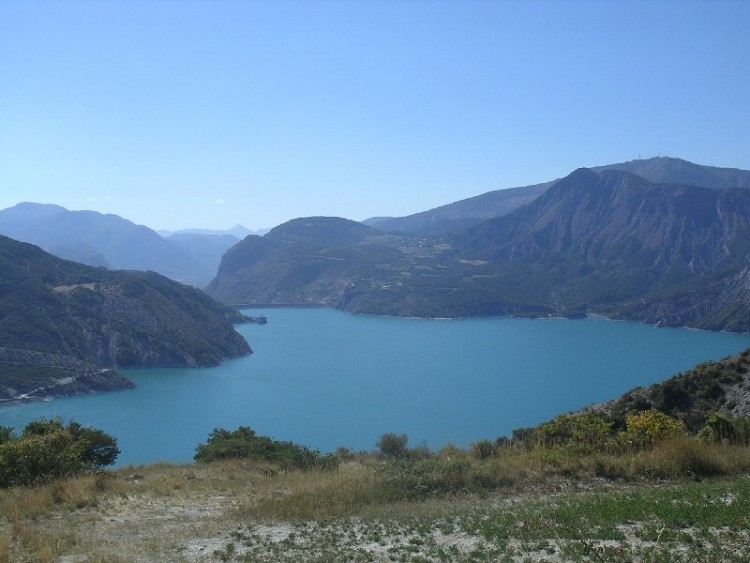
[2,308,750,467]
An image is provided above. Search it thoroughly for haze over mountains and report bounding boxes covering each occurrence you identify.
[0,203,244,287]
[3,156,750,401]
[4,156,750,334]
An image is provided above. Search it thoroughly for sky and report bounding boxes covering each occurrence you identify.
[1,1,748,232]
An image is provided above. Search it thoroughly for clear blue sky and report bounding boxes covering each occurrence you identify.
[1,0,748,231]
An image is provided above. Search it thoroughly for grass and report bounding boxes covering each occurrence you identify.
[1,440,750,561]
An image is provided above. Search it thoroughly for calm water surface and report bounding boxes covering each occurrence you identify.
[2,308,750,466]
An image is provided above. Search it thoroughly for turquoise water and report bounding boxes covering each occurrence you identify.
[2,308,750,467]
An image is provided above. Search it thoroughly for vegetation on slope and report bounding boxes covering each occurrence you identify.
[593,348,750,433]
[0,235,251,400]
[208,168,750,331]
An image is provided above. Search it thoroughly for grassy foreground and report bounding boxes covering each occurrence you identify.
[2,439,750,562]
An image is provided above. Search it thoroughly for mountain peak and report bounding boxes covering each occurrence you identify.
[4,202,68,219]
[595,157,750,190]
[266,216,377,245]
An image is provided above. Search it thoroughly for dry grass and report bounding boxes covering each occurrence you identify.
[0,534,9,563]
[0,441,749,561]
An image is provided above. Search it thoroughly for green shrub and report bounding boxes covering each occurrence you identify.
[194,426,323,470]
[376,433,409,460]
[0,418,119,488]
[471,439,496,460]
[535,413,613,451]
[698,414,750,446]
[618,410,687,451]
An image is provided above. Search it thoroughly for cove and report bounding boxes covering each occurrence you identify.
[2,308,750,467]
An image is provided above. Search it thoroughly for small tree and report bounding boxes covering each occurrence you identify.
[376,433,409,459]
[0,418,119,488]
[618,410,686,450]
[0,427,13,445]
[698,414,750,446]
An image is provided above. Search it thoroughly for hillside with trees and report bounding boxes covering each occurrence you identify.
[207,165,750,332]
[0,235,251,401]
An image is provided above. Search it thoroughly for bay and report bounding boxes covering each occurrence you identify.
[2,308,750,467]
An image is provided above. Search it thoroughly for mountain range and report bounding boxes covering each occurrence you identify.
[371,157,750,236]
[0,203,242,287]
[158,225,267,238]
[206,158,750,332]
[0,235,251,401]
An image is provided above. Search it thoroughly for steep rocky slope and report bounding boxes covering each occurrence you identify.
[207,168,750,330]
[449,168,750,328]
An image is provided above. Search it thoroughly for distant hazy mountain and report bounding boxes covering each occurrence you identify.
[374,157,750,236]
[207,167,750,331]
[0,203,223,286]
[159,225,267,238]
[0,235,251,401]
[45,242,111,268]
[361,217,394,227]
[167,232,240,287]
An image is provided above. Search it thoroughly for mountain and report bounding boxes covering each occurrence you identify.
[374,157,750,236]
[159,225,265,238]
[0,203,219,285]
[0,235,251,401]
[361,217,394,227]
[594,156,750,190]
[373,181,553,235]
[445,168,750,326]
[207,167,750,331]
[206,217,396,305]
[166,233,241,287]
[44,242,111,268]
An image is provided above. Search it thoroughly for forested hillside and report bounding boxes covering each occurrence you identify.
[0,236,251,401]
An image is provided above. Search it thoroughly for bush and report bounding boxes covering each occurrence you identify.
[0,418,119,488]
[535,413,613,451]
[376,433,409,460]
[698,414,750,446]
[618,410,686,451]
[194,426,324,470]
[471,439,496,460]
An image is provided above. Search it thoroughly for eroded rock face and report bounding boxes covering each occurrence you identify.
[206,169,750,331]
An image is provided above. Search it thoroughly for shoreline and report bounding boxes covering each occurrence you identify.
[235,303,750,334]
